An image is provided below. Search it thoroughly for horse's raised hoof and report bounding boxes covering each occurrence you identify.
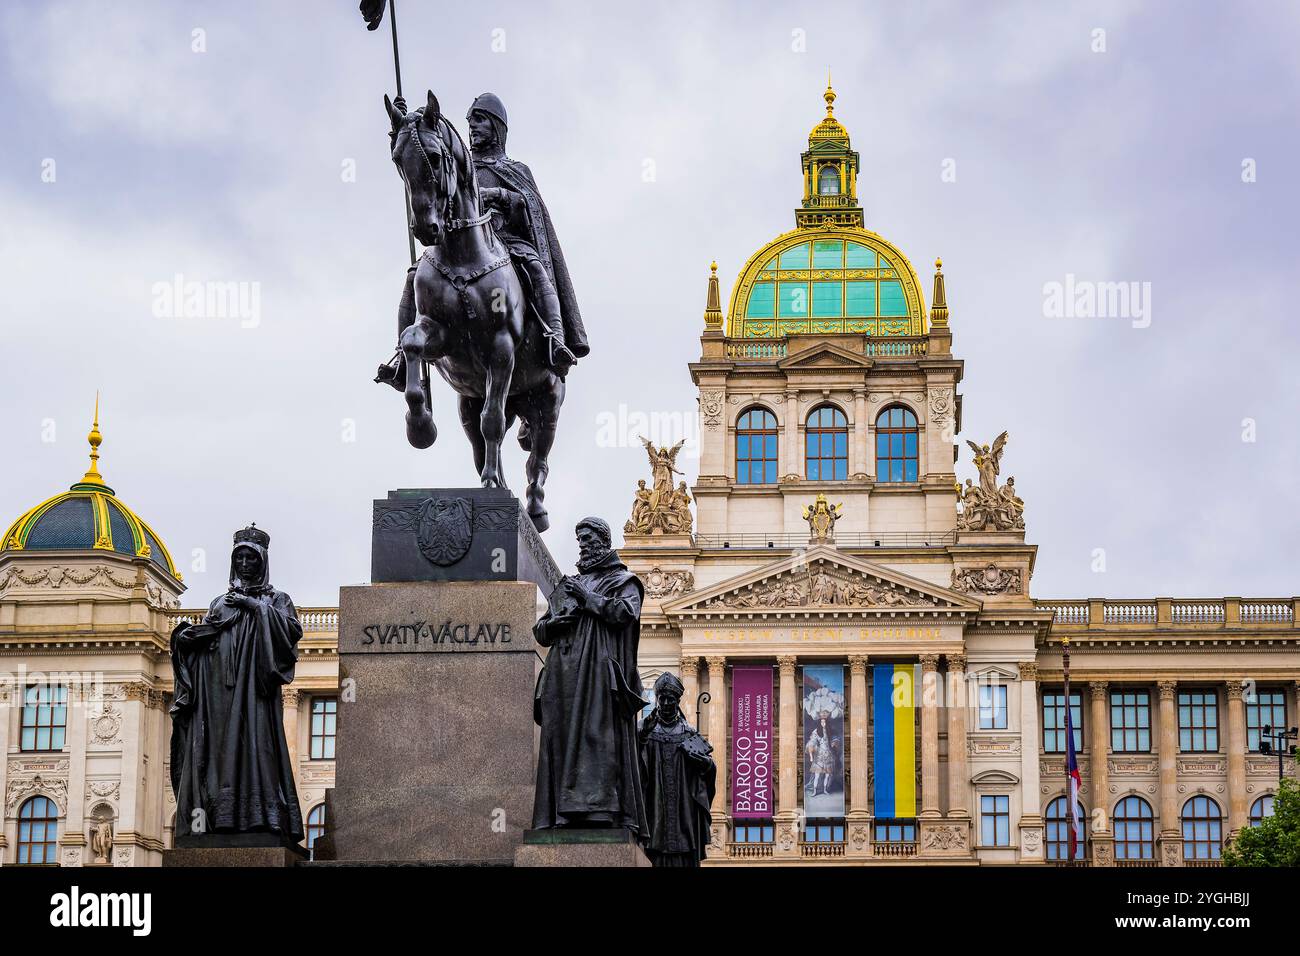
[405,412,436,449]
[528,508,549,533]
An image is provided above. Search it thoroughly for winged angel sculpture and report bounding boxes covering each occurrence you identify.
[957,431,1025,531]
[625,438,692,534]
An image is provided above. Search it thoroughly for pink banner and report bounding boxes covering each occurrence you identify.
[731,666,774,819]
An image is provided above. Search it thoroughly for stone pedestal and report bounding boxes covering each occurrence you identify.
[315,579,539,865]
[164,834,307,868]
[316,489,560,865]
[513,828,651,867]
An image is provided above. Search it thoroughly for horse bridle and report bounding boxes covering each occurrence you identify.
[401,115,492,234]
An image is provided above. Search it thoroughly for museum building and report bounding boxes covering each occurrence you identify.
[0,87,1296,867]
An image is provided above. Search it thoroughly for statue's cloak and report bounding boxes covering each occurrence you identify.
[169,542,304,843]
[473,155,590,357]
[532,550,647,832]
[639,715,716,865]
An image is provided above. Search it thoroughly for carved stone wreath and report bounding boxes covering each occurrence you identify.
[950,563,1023,595]
[640,567,695,599]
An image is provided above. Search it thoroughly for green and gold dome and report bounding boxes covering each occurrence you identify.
[0,401,181,580]
[723,82,928,340]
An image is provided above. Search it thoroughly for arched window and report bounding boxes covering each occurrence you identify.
[805,405,848,481]
[17,795,59,865]
[1249,794,1275,827]
[818,165,840,196]
[1045,796,1087,861]
[306,804,327,860]
[736,408,778,484]
[875,406,918,482]
[1182,795,1222,860]
[1113,795,1155,860]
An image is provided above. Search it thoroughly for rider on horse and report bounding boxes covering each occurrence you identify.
[376,92,587,388]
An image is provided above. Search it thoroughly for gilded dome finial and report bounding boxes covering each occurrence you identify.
[824,72,836,116]
[80,392,107,488]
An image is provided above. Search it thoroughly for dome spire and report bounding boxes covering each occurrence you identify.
[824,70,836,117]
[703,261,723,332]
[930,258,949,328]
[72,393,114,494]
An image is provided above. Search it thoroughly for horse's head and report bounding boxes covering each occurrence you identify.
[386,90,475,247]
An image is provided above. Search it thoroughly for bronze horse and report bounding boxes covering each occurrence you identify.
[386,91,564,531]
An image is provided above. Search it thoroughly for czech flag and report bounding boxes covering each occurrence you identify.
[1064,703,1082,859]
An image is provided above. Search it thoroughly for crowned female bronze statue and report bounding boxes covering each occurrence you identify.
[169,526,304,846]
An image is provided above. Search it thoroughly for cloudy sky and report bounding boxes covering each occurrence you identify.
[1,1,1296,605]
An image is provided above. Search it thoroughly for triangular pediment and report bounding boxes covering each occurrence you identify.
[777,342,873,370]
[661,545,980,619]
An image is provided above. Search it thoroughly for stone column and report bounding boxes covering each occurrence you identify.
[1017,662,1044,861]
[783,390,800,479]
[774,655,800,857]
[1225,680,1247,834]
[1157,680,1181,865]
[946,655,969,817]
[853,388,869,478]
[919,655,941,817]
[679,656,700,728]
[848,655,870,818]
[116,682,151,868]
[705,656,728,856]
[282,687,302,790]
[1088,681,1114,865]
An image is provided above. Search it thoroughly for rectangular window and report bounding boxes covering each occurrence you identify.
[981,795,1011,847]
[310,697,338,760]
[811,240,843,270]
[1042,690,1083,754]
[733,825,774,844]
[844,280,876,317]
[1178,690,1219,752]
[20,685,68,752]
[803,824,845,844]
[978,684,1008,730]
[745,282,775,318]
[1110,689,1151,753]
[873,820,916,843]
[778,282,809,318]
[1246,690,1286,752]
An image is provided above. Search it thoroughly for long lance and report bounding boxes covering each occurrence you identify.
[386,0,417,266]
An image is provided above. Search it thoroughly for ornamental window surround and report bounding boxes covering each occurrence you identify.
[874,405,918,483]
[1181,795,1223,861]
[1042,689,1084,754]
[1113,795,1155,860]
[1044,795,1087,861]
[20,684,67,752]
[735,407,778,485]
[805,404,848,481]
[1110,689,1152,753]
[1177,689,1219,753]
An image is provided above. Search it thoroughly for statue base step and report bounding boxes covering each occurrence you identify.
[163,841,307,868]
[513,828,651,867]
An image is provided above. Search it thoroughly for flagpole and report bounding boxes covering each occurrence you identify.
[1062,634,1077,860]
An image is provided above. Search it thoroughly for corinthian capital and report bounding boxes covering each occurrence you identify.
[1017,662,1038,682]
[1157,680,1178,700]
[1224,680,1244,702]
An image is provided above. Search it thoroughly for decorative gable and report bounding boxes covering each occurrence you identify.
[662,546,979,620]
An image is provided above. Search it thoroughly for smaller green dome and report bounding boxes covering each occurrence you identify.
[0,405,180,580]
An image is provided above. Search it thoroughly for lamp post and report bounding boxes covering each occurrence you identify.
[1259,724,1299,784]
